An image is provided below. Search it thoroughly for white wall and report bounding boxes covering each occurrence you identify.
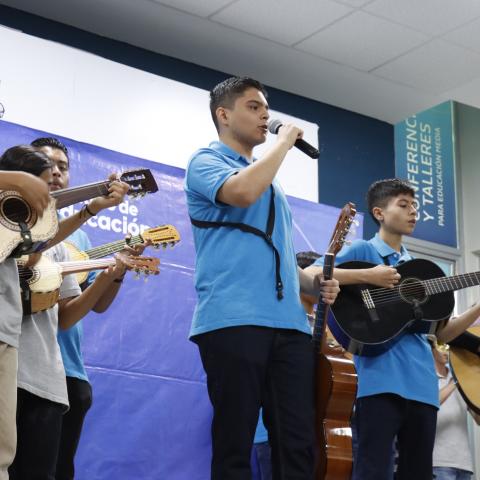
[0,25,318,201]
[456,103,480,478]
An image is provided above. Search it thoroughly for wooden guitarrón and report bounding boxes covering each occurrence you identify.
[450,326,480,415]
[314,203,357,480]
[17,253,160,314]
[328,259,480,356]
[64,224,180,284]
[0,168,158,262]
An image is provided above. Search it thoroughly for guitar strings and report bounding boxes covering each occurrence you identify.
[85,232,178,258]
[16,259,117,278]
[86,236,143,258]
[359,272,480,307]
[16,257,156,279]
[367,271,480,302]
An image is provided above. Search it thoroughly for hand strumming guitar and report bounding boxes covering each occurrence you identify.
[364,264,401,289]
[0,171,50,216]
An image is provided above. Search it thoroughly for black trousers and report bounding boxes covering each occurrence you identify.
[9,388,64,480]
[354,393,437,480]
[194,326,315,480]
[55,378,92,480]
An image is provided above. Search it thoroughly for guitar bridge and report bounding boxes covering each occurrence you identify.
[361,289,375,309]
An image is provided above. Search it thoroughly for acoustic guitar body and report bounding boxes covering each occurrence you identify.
[450,326,480,415]
[0,191,58,262]
[328,259,453,356]
[63,241,90,285]
[315,349,357,480]
[17,255,63,314]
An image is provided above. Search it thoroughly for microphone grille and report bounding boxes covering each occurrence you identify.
[267,119,282,134]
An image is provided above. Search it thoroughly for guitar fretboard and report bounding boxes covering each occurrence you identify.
[59,258,116,274]
[86,235,144,259]
[313,253,334,351]
[52,181,110,209]
[424,271,480,295]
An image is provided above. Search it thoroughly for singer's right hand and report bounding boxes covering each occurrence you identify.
[277,123,303,149]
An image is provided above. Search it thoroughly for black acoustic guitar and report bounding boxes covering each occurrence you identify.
[0,169,158,262]
[327,258,480,356]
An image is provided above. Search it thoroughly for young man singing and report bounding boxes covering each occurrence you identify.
[184,76,339,480]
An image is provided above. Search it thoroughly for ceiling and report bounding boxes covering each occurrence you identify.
[3,0,480,123]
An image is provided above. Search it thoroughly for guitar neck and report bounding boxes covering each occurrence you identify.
[313,253,334,351]
[59,258,116,275]
[424,271,480,295]
[85,235,144,259]
[52,180,110,209]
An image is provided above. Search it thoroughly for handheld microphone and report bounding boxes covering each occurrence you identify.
[268,119,320,159]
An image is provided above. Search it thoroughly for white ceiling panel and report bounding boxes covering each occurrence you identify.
[211,0,353,46]
[442,76,480,108]
[442,17,480,54]
[365,0,480,36]
[333,0,374,7]
[2,0,480,123]
[151,0,237,18]
[296,11,428,72]
[373,39,480,94]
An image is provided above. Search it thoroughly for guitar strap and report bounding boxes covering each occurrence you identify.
[10,221,34,257]
[189,185,284,300]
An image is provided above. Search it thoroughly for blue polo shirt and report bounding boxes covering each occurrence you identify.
[57,229,97,381]
[185,141,309,338]
[314,233,438,408]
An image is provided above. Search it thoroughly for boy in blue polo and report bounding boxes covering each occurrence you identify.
[308,178,480,480]
[184,76,339,480]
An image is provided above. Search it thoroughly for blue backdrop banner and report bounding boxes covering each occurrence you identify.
[394,101,457,247]
[0,120,362,480]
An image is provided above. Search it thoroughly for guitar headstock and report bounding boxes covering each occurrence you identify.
[116,253,160,277]
[326,202,357,257]
[120,169,159,198]
[141,224,181,249]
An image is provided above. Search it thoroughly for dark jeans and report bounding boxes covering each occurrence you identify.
[354,393,437,480]
[194,326,315,480]
[251,442,272,480]
[55,378,92,480]
[9,388,64,480]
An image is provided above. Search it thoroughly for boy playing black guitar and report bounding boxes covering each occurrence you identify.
[307,178,480,480]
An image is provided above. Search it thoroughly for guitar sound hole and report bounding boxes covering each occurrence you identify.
[399,278,427,305]
[17,265,38,284]
[2,197,31,224]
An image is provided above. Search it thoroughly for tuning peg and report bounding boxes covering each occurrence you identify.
[162,243,167,250]
[154,244,160,249]
[353,219,360,227]
[169,242,176,248]
[134,270,141,280]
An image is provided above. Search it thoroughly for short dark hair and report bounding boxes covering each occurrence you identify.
[209,76,268,132]
[31,137,69,164]
[366,178,416,225]
[296,251,322,269]
[0,145,52,177]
